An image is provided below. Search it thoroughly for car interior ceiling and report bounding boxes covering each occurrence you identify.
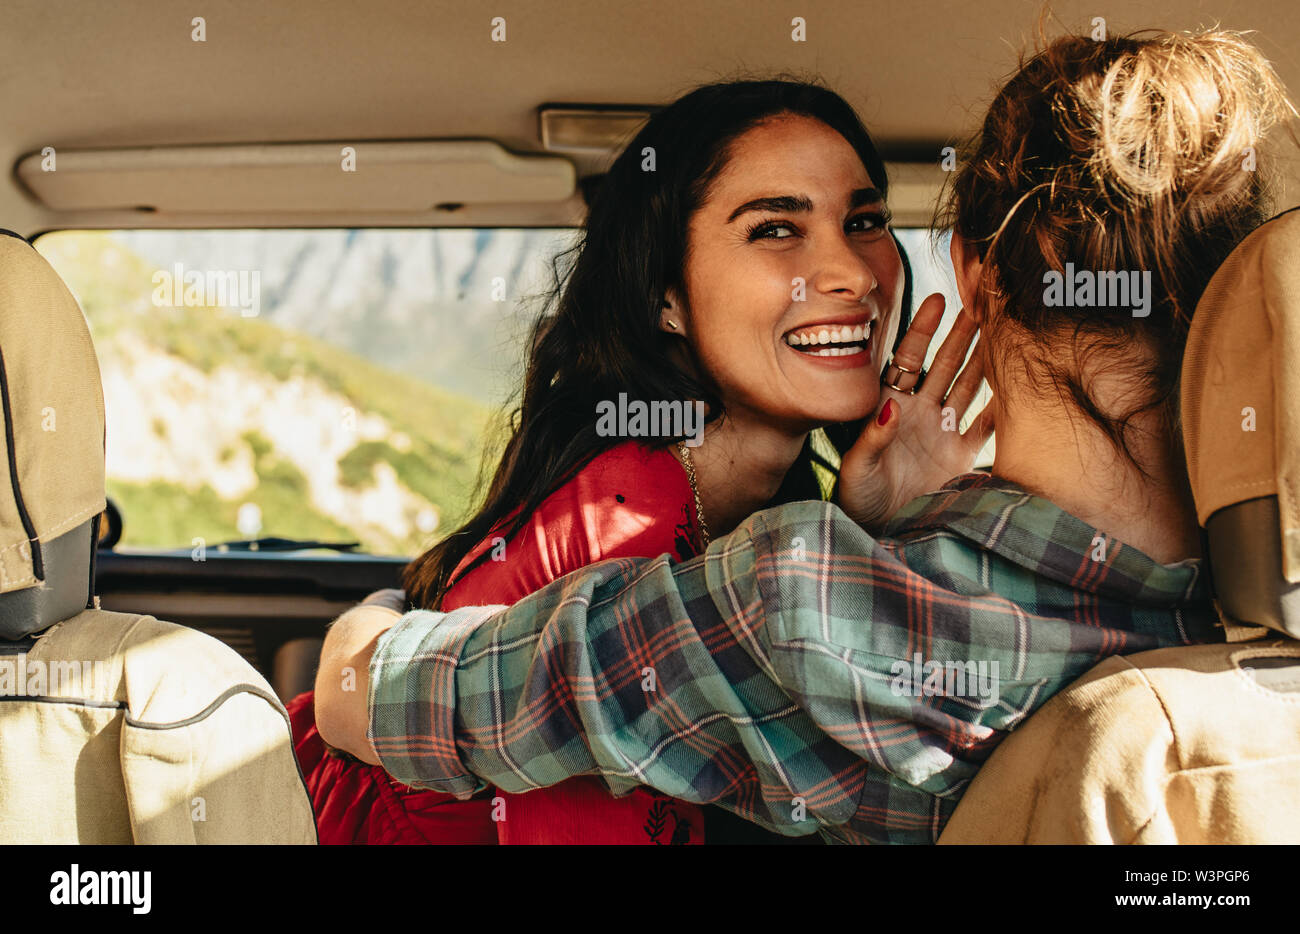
[2,0,1298,703]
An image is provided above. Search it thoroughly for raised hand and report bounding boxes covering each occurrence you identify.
[834,292,994,531]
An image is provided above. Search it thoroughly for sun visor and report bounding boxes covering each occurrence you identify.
[16,140,576,215]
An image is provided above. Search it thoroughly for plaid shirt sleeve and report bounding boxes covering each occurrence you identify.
[368,495,1150,843]
[367,508,854,838]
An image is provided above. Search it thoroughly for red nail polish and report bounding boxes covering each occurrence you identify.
[877,399,894,426]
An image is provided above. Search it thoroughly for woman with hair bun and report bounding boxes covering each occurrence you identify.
[940,29,1298,545]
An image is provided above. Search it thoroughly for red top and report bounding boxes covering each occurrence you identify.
[288,440,708,844]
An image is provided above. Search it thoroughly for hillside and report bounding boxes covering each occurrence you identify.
[35,230,555,556]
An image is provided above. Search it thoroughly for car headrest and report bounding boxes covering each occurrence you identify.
[0,231,105,641]
[1182,207,1300,638]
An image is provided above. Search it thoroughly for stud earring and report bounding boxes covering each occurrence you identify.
[666,320,679,330]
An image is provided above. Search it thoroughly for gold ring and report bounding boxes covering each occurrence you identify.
[883,359,926,394]
[883,356,925,390]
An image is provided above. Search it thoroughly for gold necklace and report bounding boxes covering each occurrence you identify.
[677,440,710,549]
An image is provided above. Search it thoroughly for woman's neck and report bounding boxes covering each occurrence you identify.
[676,411,808,540]
[992,390,1202,565]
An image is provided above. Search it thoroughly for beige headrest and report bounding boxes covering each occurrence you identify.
[0,232,105,594]
[1183,208,1300,583]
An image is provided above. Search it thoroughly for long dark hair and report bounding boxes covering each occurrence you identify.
[404,77,904,608]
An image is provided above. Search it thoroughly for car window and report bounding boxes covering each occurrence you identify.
[37,228,578,556]
[37,225,984,557]
[895,228,995,466]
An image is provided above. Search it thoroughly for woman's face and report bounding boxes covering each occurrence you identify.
[672,113,904,432]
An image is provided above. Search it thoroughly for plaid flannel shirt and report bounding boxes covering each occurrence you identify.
[368,472,1222,843]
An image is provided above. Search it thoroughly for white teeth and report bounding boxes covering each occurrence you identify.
[785,321,875,349]
[806,345,866,357]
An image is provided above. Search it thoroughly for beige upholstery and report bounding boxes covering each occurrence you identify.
[0,232,104,595]
[1,610,317,844]
[1183,208,1300,584]
[938,639,1300,844]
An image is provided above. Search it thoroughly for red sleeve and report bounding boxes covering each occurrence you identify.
[441,441,699,610]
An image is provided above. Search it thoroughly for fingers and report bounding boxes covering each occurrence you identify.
[917,308,978,403]
[835,398,902,525]
[883,293,944,393]
[840,398,902,476]
[943,329,986,417]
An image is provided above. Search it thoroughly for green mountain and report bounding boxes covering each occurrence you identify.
[37,231,504,557]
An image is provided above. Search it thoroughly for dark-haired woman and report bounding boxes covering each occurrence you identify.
[289,78,991,844]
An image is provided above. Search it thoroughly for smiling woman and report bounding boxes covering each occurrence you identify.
[400,78,930,614]
[303,77,991,846]
[674,116,901,442]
